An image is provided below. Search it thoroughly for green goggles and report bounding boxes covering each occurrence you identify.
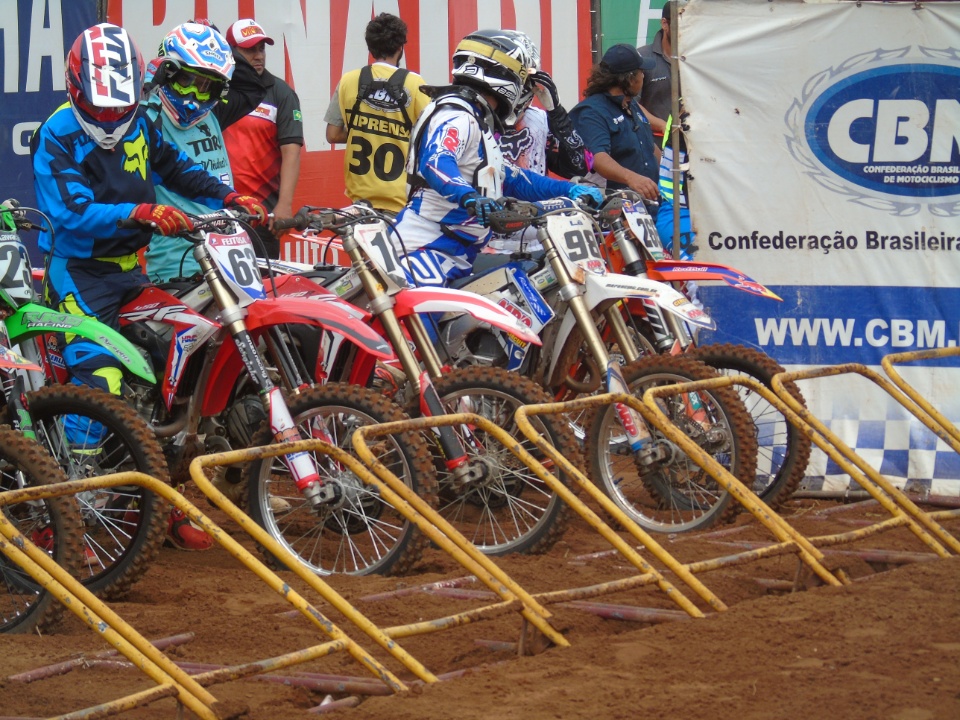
[169,68,226,102]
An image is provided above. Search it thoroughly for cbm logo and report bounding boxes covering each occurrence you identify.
[785,47,960,216]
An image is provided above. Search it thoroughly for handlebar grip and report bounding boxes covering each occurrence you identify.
[117,218,141,230]
[273,213,309,232]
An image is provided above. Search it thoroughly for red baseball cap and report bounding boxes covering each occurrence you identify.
[226,19,275,49]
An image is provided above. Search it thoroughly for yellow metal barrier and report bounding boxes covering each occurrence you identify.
[771,365,960,556]
[1,435,574,718]
[881,347,960,445]
[353,412,724,618]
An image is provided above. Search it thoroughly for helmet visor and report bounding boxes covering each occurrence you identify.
[169,67,226,101]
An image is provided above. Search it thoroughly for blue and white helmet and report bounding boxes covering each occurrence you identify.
[156,22,234,128]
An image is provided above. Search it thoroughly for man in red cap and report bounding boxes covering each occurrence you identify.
[222,19,303,259]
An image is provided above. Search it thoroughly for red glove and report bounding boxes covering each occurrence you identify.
[130,204,193,236]
[224,192,268,224]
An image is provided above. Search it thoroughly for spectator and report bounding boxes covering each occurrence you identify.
[142,22,238,282]
[637,0,681,138]
[488,29,589,254]
[32,23,265,551]
[393,29,602,289]
[324,13,430,214]
[569,44,660,201]
[222,19,303,258]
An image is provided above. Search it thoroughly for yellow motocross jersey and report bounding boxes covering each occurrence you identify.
[337,63,431,213]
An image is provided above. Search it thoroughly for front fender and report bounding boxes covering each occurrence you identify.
[6,302,156,382]
[392,287,542,346]
[200,296,394,417]
[584,274,715,330]
[647,260,782,301]
[545,274,715,383]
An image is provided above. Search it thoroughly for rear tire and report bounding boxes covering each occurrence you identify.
[0,427,84,634]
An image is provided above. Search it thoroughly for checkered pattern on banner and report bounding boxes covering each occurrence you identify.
[798,391,960,496]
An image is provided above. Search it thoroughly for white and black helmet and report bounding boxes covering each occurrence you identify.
[452,29,535,126]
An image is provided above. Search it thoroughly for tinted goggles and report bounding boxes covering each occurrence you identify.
[169,68,226,101]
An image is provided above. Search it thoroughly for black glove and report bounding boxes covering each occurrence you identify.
[532,71,561,112]
[460,193,503,227]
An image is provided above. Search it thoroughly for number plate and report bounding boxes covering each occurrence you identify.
[545,214,606,281]
[353,222,409,292]
[622,202,667,260]
[0,232,37,303]
[206,231,265,305]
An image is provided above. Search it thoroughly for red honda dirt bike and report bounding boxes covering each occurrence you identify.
[115,210,437,576]
[597,190,811,508]
[274,204,582,557]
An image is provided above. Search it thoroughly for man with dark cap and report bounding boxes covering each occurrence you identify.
[569,43,660,200]
[638,0,681,139]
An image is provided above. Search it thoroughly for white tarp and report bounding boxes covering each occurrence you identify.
[681,0,960,494]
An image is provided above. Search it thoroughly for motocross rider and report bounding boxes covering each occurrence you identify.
[393,29,602,287]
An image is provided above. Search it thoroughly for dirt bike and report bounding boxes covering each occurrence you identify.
[597,190,812,508]
[431,196,758,533]
[275,204,582,556]
[0,204,170,600]
[110,209,436,576]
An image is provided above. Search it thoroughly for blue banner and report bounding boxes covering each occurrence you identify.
[698,284,960,368]
[0,0,98,251]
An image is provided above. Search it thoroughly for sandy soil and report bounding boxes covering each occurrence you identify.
[1,496,958,720]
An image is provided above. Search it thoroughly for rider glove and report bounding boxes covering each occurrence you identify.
[130,204,194,236]
[567,185,604,208]
[224,192,268,224]
[459,193,503,227]
[532,71,561,112]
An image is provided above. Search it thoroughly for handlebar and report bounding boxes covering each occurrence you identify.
[116,209,262,237]
[278,205,389,234]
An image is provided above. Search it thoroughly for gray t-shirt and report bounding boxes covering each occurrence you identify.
[637,30,673,123]
[324,81,344,126]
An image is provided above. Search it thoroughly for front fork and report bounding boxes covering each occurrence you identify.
[197,253,337,509]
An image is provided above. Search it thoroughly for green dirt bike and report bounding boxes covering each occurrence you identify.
[0,203,170,602]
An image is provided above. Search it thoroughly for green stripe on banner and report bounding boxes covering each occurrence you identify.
[600,0,666,52]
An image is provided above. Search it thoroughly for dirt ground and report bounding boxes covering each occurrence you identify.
[1,495,959,720]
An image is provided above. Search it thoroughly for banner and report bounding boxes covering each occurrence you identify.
[682,0,960,494]
[0,0,98,218]
[599,0,666,51]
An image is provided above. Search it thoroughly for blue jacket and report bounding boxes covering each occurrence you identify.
[32,104,233,259]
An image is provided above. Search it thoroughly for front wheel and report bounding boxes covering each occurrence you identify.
[429,366,583,556]
[1,385,169,601]
[687,343,811,509]
[245,383,438,576]
[586,355,758,533]
[0,427,84,634]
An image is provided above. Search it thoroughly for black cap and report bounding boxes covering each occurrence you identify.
[601,44,656,74]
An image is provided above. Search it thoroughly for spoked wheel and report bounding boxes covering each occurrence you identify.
[429,366,582,556]
[0,427,84,634]
[245,384,437,576]
[585,355,758,533]
[1,385,168,601]
[688,343,811,509]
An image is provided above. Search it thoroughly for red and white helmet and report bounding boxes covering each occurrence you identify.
[66,24,144,149]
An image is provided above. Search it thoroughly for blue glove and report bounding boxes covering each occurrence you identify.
[567,185,604,208]
[460,193,503,227]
